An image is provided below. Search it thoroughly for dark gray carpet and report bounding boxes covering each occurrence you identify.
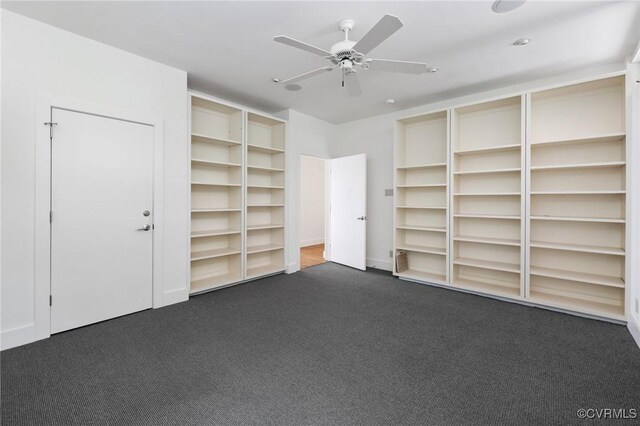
[2,263,639,425]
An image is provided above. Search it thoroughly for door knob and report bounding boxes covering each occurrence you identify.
[356,216,367,221]
[137,224,151,231]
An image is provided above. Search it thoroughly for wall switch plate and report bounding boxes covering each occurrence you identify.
[389,250,393,258]
[385,189,393,196]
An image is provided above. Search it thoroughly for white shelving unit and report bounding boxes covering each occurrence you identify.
[246,113,286,280]
[392,74,628,322]
[189,94,286,294]
[527,75,626,319]
[190,96,244,293]
[450,95,525,299]
[393,110,449,284]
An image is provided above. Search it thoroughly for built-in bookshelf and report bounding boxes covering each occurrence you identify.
[394,110,449,283]
[450,96,525,299]
[527,75,626,319]
[246,113,286,279]
[189,94,286,294]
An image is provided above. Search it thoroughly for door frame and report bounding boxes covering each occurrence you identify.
[34,95,164,340]
[297,154,331,263]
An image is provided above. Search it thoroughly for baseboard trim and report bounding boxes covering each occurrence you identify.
[1,323,36,351]
[161,288,189,307]
[628,321,640,350]
[300,238,324,248]
[286,262,299,274]
[366,258,393,271]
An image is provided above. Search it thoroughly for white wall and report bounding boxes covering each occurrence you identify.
[1,11,189,349]
[299,155,326,247]
[278,110,335,273]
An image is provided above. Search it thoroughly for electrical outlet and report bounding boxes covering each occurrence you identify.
[635,298,639,314]
[389,250,393,258]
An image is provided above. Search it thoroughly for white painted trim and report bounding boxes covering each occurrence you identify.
[34,94,166,345]
[632,39,640,64]
[366,258,393,271]
[627,321,640,350]
[1,324,35,351]
[300,238,325,247]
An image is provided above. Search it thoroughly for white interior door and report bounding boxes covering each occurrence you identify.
[330,153,367,270]
[51,108,154,334]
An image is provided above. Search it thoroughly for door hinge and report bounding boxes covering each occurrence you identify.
[44,122,58,140]
[49,295,52,306]
[49,211,53,223]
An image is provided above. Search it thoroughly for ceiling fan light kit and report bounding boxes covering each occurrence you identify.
[273,14,435,97]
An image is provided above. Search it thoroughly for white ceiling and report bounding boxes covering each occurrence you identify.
[4,1,640,123]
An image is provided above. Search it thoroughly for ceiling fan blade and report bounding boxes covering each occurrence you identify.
[274,35,332,57]
[352,15,403,55]
[367,59,428,74]
[345,73,362,97]
[279,66,334,85]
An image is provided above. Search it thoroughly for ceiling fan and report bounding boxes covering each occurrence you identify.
[273,15,435,96]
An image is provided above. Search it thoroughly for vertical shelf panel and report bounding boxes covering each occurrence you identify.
[246,112,286,279]
[451,96,524,297]
[528,75,626,319]
[189,95,244,294]
[394,111,449,283]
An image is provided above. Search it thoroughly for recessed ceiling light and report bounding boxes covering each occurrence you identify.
[272,78,280,83]
[513,38,531,46]
[492,0,527,13]
[285,84,302,91]
[385,99,396,105]
[427,67,439,73]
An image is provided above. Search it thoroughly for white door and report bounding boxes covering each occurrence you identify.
[51,108,154,334]
[330,153,367,270]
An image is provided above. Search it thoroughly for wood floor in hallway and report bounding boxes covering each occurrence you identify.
[300,244,326,269]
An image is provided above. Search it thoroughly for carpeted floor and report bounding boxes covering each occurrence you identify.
[2,262,639,425]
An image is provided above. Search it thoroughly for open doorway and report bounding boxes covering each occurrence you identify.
[299,155,328,269]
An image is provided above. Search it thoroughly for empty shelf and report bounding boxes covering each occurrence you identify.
[531,132,625,148]
[398,269,446,283]
[530,190,625,195]
[397,225,446,233]
[454,235,520,247]
[246,244,284,254]
[453,257,520,274]
[191,158,241,168]
[397,184,446,188]
[396,163,446,170]
[247,204,285,208]
[530,266,624,288]
[530,241,625,256]
[454,278,520,298]
[454,192,520,196]
[454,143,521,155]
[396,244,446,256]
[191,229,241,238]
[530,216,625,224]
[247,143,284,154]
[191,182,241,187]
[246,264,285,279]
[454,168,521,175]
[529,291,624,320]
[454,213,520,220]
[396,206,446,210]
[191,247,241,261]
[191,208,242,213]
[190,272,241,293]
[248,165,284,172]
[247,224,284,230]
[247,185,284,189]
[530,161,625,171]
[191,133,241,147]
